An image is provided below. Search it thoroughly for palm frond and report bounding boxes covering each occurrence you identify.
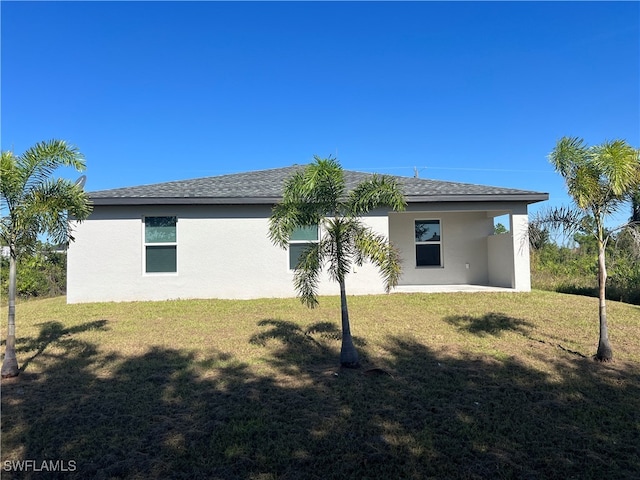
[305,156,345,204]
[550,137,601,210]
[19,140,85,194]
[289,156,345,215]
[347,174,406,216]
[548,136,588,179]
[531,206,585,238]
[591,140,640,197]
[1,151,26,212]
[268,200,324,248]
[293,241,324,308]
[23,178,92,244]
[569,161,602,209]
[354,226,402,292]
[268,202,302,248]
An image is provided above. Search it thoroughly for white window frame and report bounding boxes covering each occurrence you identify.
[143,215,178,275]
[288,225,320,271]
[415,218,443,268]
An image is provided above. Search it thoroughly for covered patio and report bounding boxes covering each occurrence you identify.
[387,203,537,292]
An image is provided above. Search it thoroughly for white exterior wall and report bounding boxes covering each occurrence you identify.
[487,232,513,287]
[67,201,534,303]
[67,204,390,303]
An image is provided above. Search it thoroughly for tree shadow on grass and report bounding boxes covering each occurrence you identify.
[445,313,589,358]
[14,320,109,373]
[249,318,367,372]
[250,319,362,347]
[445,312,533,337]
[2,316,639,479]
[376,336,640,479]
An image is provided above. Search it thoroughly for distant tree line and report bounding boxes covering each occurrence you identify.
[530,221,640,306]
[0,241,67,299]
[530,176,640,306]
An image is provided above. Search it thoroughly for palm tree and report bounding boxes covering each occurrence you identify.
[269,157,406,367]
[543,137,640,361]
[1,140,92,377]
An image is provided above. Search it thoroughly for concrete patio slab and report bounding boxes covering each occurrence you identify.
[392,285,517,294]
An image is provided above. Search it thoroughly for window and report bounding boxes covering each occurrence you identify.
[144,216,177,273]
[415,219,442,267]
[289,225,318,270]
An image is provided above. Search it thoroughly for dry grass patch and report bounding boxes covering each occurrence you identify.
[1,291,639,479]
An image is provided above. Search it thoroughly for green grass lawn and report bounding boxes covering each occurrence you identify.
[1,291,639,479]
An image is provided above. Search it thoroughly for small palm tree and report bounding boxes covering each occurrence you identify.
[542,137,640,361]
[269,157,406,367]
[1,140,92,377]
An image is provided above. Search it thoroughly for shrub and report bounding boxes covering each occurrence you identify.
[531,232,640,305]
[0,244,67,299]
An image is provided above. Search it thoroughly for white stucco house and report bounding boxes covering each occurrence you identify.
[66,166,548,303]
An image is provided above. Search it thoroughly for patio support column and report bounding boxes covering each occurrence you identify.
[510,210,531,292]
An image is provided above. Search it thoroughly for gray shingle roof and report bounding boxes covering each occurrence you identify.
[89,165,548,205]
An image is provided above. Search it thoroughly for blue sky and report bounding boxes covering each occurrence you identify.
[2,1,639,225]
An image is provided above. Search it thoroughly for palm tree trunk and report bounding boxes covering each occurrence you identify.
[595,240,613,362]
[339,279,360,368]
[2,252,20,377]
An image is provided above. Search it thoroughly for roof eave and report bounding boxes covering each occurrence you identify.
[405,193,549,204]
[90,193,549,206]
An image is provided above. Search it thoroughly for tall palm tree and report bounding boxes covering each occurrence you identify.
[545,137,640,361]
[1,140,92,377]
[269,157,406,367]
